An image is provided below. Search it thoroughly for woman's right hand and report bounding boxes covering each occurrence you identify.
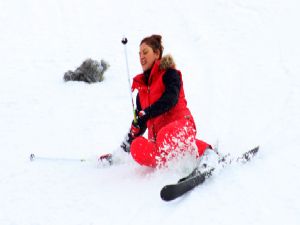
[130,122,141,137]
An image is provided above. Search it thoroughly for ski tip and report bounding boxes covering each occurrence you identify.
[242,146,260,162]
[160,185,176,201]
[251,146,260,155]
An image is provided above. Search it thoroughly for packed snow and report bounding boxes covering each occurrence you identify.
[0,0,299,224]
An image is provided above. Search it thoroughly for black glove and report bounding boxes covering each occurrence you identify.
[121,110,149,153]
[120,132,134,153]
[130,122,140,137]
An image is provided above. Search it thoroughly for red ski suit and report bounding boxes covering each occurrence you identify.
[130,57,210,167]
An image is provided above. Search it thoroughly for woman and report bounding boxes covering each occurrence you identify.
[101,34,211,167]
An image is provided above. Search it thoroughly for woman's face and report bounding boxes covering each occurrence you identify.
[139,43,160,71]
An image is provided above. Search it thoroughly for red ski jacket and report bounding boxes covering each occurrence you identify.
[132,56,195,141]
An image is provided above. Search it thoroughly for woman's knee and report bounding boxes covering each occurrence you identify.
[130,137,157,167]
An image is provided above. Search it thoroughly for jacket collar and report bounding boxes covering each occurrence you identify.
[132,55,176,90]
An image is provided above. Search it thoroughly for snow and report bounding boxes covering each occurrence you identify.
[0,0,299,224]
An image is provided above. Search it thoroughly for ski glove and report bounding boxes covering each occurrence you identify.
[130,124,140,137]
[130,110,148,137]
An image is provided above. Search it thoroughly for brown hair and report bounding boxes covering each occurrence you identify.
[140,34,164,59]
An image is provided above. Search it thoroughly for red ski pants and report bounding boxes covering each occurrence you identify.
[130,119,210,167]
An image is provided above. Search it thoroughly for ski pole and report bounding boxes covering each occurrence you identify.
[121,37,137,124]
[29,153,87,162]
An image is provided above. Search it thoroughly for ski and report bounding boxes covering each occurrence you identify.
[217,145,260,166]
[160,168,214,201]
[160,146,259,201]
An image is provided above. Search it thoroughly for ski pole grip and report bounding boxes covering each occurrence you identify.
[122,37,128,45]
[133,109,137,124]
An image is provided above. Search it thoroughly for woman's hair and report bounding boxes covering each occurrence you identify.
[140,34,164,59]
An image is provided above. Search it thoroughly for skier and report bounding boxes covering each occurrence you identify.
[100,34,211,167]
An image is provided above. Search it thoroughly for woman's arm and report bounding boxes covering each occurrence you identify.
[144,68,181,118]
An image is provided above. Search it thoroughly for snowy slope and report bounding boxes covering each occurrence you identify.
[0,0,299,224]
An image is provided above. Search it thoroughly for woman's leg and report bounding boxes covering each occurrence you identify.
[130,119,199,167]
[130,136,157,167]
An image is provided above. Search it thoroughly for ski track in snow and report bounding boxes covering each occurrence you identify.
[0,0,299,225]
